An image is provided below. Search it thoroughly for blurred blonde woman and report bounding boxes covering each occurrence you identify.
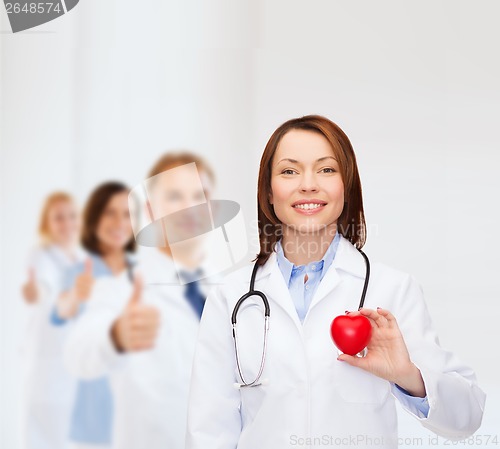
[20,192,85,449]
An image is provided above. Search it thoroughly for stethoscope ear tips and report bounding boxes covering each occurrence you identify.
[260,378,269,386]
[233,383,242,390]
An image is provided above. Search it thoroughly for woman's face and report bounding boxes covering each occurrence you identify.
[270,129,345,234]
[47,200,80,246]
[96,192,133,253]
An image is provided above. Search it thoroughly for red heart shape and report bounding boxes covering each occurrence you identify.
[330,315,372,356]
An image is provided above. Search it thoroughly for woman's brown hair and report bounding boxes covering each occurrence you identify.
[81,182,136,255]
[254,115,366,266]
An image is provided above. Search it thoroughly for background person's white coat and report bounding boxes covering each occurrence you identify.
[63,247,217,449]
[20,245,84,449]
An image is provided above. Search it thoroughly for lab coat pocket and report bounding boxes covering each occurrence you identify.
[333,361,390,405]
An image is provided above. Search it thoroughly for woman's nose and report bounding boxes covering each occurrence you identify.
[299,173,319,192]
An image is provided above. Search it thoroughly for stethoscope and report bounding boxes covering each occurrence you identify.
[231,247,370,389]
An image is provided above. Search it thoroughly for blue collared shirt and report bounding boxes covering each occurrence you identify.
[276,232,340,323]
[275,233,430,418]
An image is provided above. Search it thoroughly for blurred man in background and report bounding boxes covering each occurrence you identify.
[63,152,220,449]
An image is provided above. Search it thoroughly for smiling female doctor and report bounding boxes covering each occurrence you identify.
[186,115,486,449]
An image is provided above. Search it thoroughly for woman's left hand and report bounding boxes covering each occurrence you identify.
[337,307,426,397]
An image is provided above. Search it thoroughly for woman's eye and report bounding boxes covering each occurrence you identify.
[321,167,336,173]
[281,169,296,175]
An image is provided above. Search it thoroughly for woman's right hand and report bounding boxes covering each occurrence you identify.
[73,258,94,302]
[56,259,95,320]
[21,268,38,304]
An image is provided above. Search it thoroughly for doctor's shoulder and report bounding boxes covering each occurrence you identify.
[204,262,257,309]
[26,245,47,266]
[24,246,58,292]
[27,245,67,273]
[25,246,52,277]
[366,260,428,317]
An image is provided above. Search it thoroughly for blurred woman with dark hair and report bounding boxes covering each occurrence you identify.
[51,181,136,449]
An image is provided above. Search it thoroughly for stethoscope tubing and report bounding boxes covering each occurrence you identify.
[232,245,370,388]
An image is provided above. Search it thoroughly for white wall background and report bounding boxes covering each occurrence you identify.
[1,1,499,447]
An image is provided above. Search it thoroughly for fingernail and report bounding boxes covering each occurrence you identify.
[337,356,344,361]
[345,310,350,315]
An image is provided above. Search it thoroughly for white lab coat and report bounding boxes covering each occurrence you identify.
[186,235,486,449]
[63,247,217,449]
[20,244,85,449]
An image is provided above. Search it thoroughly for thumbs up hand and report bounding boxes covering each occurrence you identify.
[22,267,39,304]
[111,274,161,353]
[74,258,94,302]
[54,259,95,320]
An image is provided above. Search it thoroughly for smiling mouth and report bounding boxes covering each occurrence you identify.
[292,203,326,210]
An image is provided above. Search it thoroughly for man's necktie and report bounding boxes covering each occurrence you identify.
[180,269,206,320]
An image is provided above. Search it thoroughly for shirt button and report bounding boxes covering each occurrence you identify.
[305,285,310,290]
[311,265,316,270]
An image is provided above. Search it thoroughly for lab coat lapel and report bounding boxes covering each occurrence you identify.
[257,252,303,330]
[308,263,343,312]
[308,236,367,312]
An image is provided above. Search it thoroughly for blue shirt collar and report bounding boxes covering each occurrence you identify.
[275,231,341,286]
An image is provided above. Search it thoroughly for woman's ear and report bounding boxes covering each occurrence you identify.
[268,192,273,205]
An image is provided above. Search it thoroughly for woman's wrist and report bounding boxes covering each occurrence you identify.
[393,362,426,397]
